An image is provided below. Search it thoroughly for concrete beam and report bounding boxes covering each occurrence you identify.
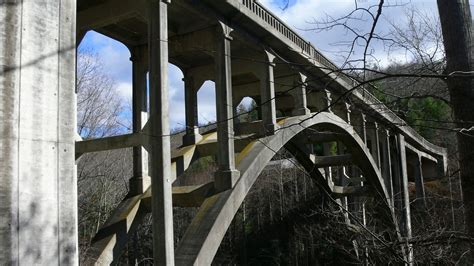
[309,154,353,167]
[75,133,143,158]
[405,141,438,164]
[86,194,146,265]
[332,185,367,198]
[77,0,146,30]
[87,182,215,265]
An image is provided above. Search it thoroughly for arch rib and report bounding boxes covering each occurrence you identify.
[175,112,398,265]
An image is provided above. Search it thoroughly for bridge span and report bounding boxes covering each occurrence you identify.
[1,0,447,264]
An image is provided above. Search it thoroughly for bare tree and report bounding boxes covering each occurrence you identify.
[76,47,126,139]
[75,47,132,262]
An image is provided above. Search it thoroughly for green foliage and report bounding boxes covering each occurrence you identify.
[403,97,451,140]
[369,82,451,142]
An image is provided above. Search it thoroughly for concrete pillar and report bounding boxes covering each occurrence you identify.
[130,45,150,196]
[344,102,351,123]
[361,113,367,144]
[182,74,203,145]
[391,135,403,213]
[214,21,240,190]
[382,130,394,207]
[0,0,78,264]
[260,50,278,134]
[322,143,334,188]
[253,96,263,120]
[414,154,426,207]
[367,121,381,167]
[337,142,350,223]
[290,73,310,116]
[148,0,174,264]
[397,134,413,263]
[324,89,332,113]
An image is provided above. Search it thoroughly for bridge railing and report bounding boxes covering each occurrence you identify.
[241,0,429,143]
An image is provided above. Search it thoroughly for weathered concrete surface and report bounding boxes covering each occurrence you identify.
[148,0,175,264]
[0,0,78,264]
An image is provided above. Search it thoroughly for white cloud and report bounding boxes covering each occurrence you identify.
[116,82,132,100]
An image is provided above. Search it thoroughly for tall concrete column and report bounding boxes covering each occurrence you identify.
[260,50,278,134]
[344,102,351,123]
[291,73,310,116]
[397,134,413,264]
[382,130,394,206]
[322,143,334,188]
[130,45,150,196]
[182,74,203,145]
[391,135,403,213]
[0,0,78,264]
[359,113,368,144]
[148,0,174,264]
[214,21,240,190]
[367,121,381,167]
[414,154,426,207]
[324,89,333,113]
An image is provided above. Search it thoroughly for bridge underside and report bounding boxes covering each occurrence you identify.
[0,0,447,265]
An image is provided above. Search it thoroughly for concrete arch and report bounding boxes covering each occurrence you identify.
[175,112,396,265]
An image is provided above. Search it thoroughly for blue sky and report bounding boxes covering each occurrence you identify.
[78,0,456,130]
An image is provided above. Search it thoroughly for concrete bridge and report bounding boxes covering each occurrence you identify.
[1,0,447,265]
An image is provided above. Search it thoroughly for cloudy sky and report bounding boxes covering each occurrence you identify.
[78,0,459,131]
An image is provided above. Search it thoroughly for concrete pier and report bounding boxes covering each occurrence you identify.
[0,0,78,264]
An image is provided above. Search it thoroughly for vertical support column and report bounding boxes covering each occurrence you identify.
[414,154,426,207]
[214,21,240,190]
[382,130,394,207]
[260,50,278,134]
[324,89,332,113]
[366,120,381,167]
[253,96,263,120]
[182,74,203,145]
[373,122,381,167]
[148,1,174,264]
[322,143,334,188]
[130,45,150,196]
[344,102,351,123]
[291,73,310,116]
[397,134,413,264]
[361,113,367,144]
[0,0,78,264]
[351,110,368,263]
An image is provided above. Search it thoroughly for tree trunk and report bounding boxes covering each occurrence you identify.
[437,0,474,254]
